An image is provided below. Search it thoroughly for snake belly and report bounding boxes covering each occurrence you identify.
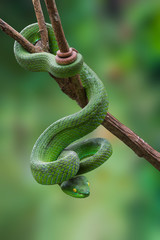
[14,23,112,185]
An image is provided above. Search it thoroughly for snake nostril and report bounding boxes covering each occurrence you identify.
[55,48,78,65]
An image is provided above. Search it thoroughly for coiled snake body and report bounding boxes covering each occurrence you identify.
[14,23,112,198]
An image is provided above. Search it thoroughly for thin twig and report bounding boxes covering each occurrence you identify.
[32,0,49,51]
[44,0,69,52]
[0,18,41,53]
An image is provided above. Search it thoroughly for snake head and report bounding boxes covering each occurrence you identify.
[60,175,90,198]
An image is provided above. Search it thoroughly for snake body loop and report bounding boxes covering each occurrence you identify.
[14,23,112,198]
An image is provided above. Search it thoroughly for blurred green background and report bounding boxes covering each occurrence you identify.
[0,0,160,240]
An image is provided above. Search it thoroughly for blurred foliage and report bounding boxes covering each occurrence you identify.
[0,0,160,240]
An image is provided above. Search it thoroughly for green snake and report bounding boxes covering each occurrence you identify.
[14,23,112,198]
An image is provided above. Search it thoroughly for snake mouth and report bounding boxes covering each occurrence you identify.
[60,175,90,198]
[71,192,90,198]
[60,187,90,198]
[77,191,90,198]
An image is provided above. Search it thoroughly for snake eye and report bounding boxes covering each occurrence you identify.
[73,188,77,193]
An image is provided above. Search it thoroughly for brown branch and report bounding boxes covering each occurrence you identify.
[103,113,160,170]
[69,75,88,108]
[50,74,88,108]
[44,0,69,53]
[0,18,41,53]
[32,0,49,51]
[44,0,87,107]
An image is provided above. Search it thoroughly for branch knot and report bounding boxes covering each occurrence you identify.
[55,48,78,65]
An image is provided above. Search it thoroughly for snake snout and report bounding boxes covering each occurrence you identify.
[60,175,90,198]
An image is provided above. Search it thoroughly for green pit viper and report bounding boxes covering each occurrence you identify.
[14,23,112,198]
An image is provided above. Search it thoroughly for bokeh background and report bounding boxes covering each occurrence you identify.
[0,0,160,239]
